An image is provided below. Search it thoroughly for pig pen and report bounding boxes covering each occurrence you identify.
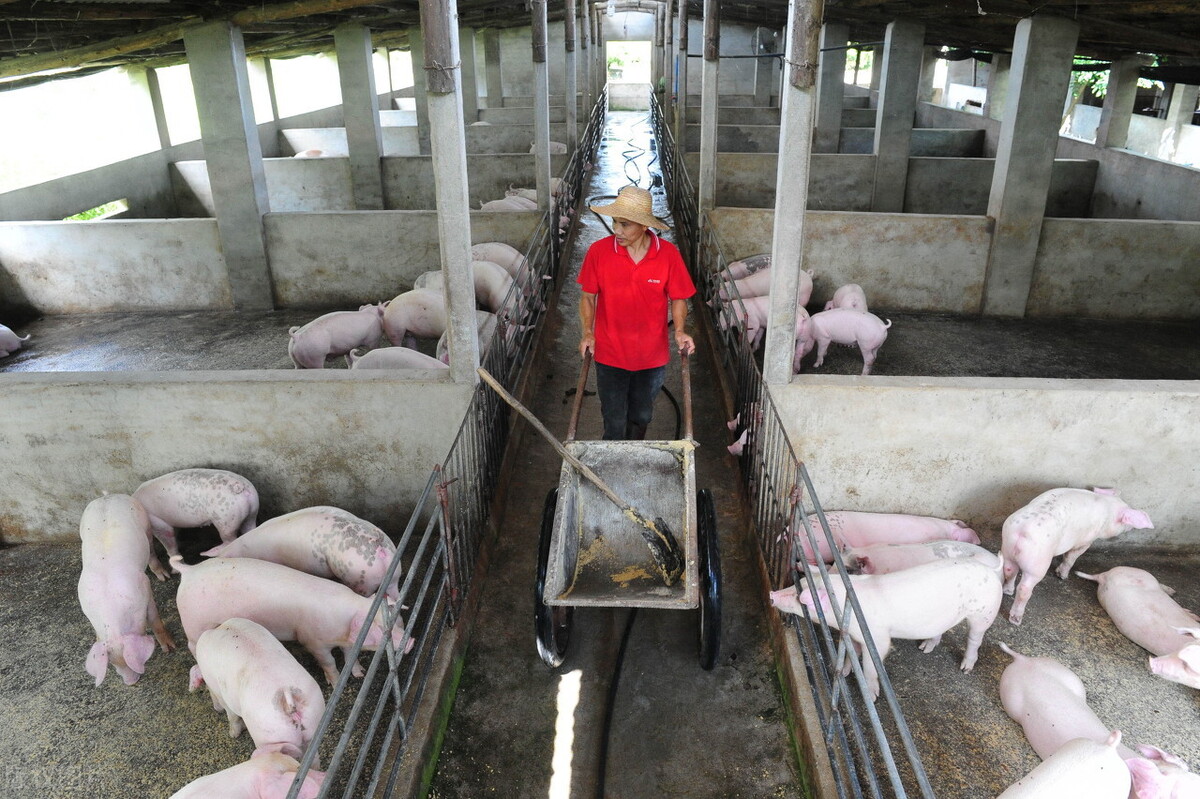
[690,210,1200,797]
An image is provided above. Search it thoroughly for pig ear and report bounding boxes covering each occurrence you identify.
[1177,644,1200,671]
[1134,744,1186,769]
[1119,508,1154,529]
[86,642,109,686]
[1091,486,1118,496]
[1125,756,1166,797]
[188,665,205,692]
[121,634,155,677]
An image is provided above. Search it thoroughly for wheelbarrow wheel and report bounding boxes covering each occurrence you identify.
[535,488,573,667]
[697,488,722,670]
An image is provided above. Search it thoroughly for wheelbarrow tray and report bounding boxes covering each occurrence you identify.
[544,439,699,610]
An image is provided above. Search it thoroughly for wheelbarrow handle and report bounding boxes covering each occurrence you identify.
[680,350,693,442]
[566,350,592,442]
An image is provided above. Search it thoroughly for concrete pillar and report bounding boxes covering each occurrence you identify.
[594,8,605,101]
[663,0,674,120]
[1158,83,1198,161]
[263,58,281,121]
[652,5,664,92]
[675,0,689,147]
[813,22,848,153]
[918,45,940,103]
[419,0,479,384]
[763,0,821,387]
[754,28,774,106]
[981,16,1080,317]
[335,24,385,211]
[141,68,173,150]
[869,47,882,93]
[459,27,479,122]
[531,0,553,212]
[871,20,925,212]
[484,28,503,108]
[183,21,273,309]
[982,53,1011,120]
[565,0,578,150]
[409,28,432,154]
[698,0,719,215]
[1095,56,1141,149]
[580,0,591,117]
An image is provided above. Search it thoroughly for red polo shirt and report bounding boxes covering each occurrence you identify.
[577,232,696,371]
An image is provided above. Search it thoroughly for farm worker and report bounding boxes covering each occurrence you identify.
[578,185,696,440]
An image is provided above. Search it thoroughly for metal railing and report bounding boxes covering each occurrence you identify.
[286,92,608,799]
[650,91,935,798]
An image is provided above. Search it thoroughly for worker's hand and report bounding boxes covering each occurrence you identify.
[580,333,595,358]
[675,331,695,356]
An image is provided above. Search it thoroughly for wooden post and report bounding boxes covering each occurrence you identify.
[763,0,825,386]
[418,0,479,382]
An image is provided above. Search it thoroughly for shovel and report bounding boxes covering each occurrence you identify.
[477,366,685,587]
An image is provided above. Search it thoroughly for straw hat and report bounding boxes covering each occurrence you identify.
[589,185,670,231]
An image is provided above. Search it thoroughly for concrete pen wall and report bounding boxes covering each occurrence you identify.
[0,212,539,315]
[172,154,570,215]
[770,375,1200,547]
[707,208,1200,319]
[683,153,1098,216]
[281,123,572,157]
[0,370,473,544]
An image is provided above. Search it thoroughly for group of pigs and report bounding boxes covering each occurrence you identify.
[715,252,892,377]
[479,178,574,238]
[76,467,412,798]
[769,487,1200,797]
[286,240,532,370]
[0,321,30,358]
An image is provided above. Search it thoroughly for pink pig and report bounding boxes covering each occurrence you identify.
[0,322,30,357]
[720,296,811,355]
[806,308,892,376]
[412,260,515,315]
[997,642,1190,796]
[190,618,326,763]
[287,303,386,369]
[770,556,1003,700]
[997,733,1132,799]
[77,494,176,685]
[722,253,771,280]
[348,346,449,370]
[843,540,999,575]
[823,283,869,313]
[202,505,402,601]
[1001,487,1154,625]
[133,467,259,559]
[471,242,540,312]
[173,555,413,685]
[168,752,325,799]
[1149,628,1200,690]
[716,267,814,307]
[1075,567,1200,657]
[382,288,449,347]
[798,510,980,564]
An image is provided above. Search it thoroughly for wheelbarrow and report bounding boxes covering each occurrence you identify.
[533,352,721,670]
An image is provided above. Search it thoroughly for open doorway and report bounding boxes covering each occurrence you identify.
[606,40,652,110]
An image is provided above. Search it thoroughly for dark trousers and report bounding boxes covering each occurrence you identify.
[594,362,666,440]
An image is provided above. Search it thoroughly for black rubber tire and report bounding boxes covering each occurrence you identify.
[697,488,722,670]
[535,487,573,668]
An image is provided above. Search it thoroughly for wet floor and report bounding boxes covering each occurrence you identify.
[426,111,804,799]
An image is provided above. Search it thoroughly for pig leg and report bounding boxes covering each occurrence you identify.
[147,595,176,652]
[1054,545,1090,580]
[148,516,180,558]
[860,634,890,701]
[301,638,342,685]
[1008,566,1048,625]
[1002,560,1019,595]
[960,613,995,672]
[225,709,246,739]
[859,345,877,376]
[919,635,942,653]
[812,339,831,369]
[147,548,170,582]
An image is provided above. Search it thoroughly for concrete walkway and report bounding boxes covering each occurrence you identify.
[427,111,804,799]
